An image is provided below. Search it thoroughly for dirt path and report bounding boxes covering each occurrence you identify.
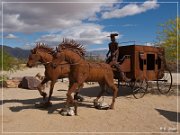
[0,67,179,134]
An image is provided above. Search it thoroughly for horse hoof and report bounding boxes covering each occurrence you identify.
[74,94,84,102]
[59,107,75,116]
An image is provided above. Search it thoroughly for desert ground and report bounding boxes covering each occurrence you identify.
[0,67,179,135]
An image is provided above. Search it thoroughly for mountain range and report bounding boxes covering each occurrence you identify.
[1,45,107,60]
[1,45,30,59]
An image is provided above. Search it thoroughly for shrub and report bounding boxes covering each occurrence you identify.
[0,48,24,72]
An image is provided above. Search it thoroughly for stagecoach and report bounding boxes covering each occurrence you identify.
[112,45,172,99]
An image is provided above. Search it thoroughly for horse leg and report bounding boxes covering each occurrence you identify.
[37,77,49,101]
[67,82,79,115]
[69,80,78,100]
[69,79,84,102]
[105,78,118,109]
[44,80,56,107]
[94,82,105,106]
[74,83,84,102]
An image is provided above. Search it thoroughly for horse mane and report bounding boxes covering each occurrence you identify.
[32,42,54,54]
[58,39,86,57]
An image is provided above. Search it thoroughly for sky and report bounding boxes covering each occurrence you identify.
[0,0,178,51]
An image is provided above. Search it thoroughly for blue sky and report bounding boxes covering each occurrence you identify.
[1,0,178,51]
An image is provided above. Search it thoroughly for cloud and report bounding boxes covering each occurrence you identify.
[145,42,155,46]
[88,47,108,51]
[1,0,159,33]
[21,43,36,50]
[122,24,137,27]
[102,0,159,19]
[2,0,118,33]
[36,23,116,46]
[1,0,158,33]
[4,33,18,39]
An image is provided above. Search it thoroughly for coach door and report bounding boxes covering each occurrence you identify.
[146,53,157,80]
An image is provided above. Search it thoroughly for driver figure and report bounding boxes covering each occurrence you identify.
[106,33,130,82]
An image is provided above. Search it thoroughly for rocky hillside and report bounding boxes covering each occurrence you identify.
[0,45,30,59]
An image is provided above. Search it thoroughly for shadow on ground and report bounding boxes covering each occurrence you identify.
[1,96,67,114]
[155,108,180,123]
[1,91,96,114]
[2,85,133,114]
[1,96,66,106]
[2,84,178,114]
[79,85,134,98]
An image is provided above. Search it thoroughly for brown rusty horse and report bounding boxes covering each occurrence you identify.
[27,43,83,106]
[52,39,118,114]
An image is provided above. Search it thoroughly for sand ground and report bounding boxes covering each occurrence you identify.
[0,67,179,135]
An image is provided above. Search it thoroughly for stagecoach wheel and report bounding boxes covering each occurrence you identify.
[157,68,172,94]
[132,79,148,99]
[128,81,135,89]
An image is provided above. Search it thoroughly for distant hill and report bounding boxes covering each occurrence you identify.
[0,45,30,59]
[0,45,108,60]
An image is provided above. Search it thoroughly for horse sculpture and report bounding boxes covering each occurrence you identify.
[26,43,83,107]
[52,39,118,115]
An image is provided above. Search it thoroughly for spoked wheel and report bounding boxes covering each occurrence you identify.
[157,68,172,94]
[132,79,148,99]
[128,81,135,89]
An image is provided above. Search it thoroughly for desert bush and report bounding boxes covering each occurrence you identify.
[0,48,25,72]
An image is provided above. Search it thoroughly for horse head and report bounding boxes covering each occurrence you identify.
[53,39,86,65]
[27,43,53,67]
[26,49,41,67]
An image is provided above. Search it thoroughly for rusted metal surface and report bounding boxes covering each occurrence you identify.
[117,45,165,81]
[119,55,131,72]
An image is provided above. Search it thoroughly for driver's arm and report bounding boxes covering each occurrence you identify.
[106,50,110,57]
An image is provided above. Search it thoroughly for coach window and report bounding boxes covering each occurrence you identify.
[139,52,144,70]
[147,54,155,70]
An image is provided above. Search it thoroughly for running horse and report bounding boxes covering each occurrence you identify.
[26,43,83,107]
[52,39,118,115]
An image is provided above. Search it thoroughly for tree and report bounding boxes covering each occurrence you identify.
[157,17,179,62]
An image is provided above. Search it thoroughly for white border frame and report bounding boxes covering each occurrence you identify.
[1,1,179,134]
